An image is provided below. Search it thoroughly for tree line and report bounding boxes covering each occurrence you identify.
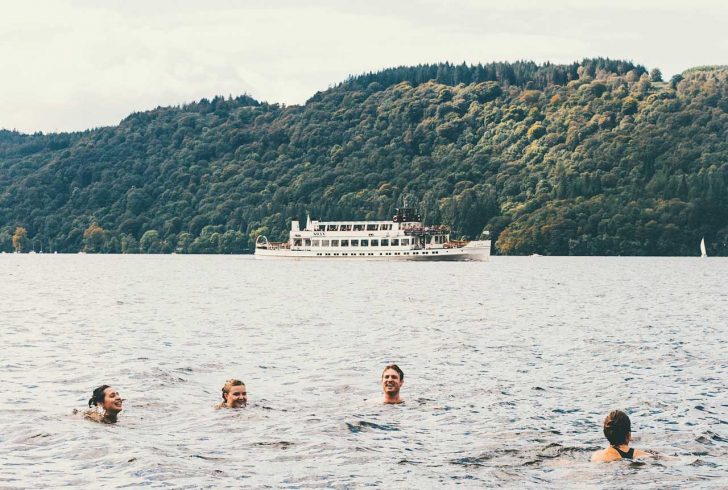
[0,60,727,255]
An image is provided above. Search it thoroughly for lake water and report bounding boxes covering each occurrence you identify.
[1,255,726,488]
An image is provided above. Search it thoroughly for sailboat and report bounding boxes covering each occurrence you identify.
[700,238,708,258]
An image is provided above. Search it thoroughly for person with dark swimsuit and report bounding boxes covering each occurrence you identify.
[591,409,650,462]
[612,445,634,460]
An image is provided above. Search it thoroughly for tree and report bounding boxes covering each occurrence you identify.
[174,232,192,253]
[120,234,140,254]
[83,224,106,253]
[12,226,29,253]
[650,68,663,82]
[140,230,162,253]
[527,123,546,140]
[622,96,638,115]
[670,74,684,90]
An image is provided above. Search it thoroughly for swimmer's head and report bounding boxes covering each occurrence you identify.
[88,385,123,414]
[603,409,631,446]
[221,379,247,408]
[381,364,404,401]
[382,364,404,382]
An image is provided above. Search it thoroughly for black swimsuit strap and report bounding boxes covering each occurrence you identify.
[612,446,634,459]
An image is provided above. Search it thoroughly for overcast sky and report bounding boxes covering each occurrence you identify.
[2,0,726,133]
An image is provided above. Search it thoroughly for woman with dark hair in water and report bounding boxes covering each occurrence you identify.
[81,385,124,424]
[591,409,650,462]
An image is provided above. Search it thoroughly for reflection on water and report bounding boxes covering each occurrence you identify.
[1,255,726,487]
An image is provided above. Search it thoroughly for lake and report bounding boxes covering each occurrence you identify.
[1,255,726,488]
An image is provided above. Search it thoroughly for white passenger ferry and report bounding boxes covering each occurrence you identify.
[254,208,491,260]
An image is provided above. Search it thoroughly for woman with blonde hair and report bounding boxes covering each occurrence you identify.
[214,379,247,409]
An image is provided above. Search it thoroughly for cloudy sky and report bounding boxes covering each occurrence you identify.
[2,0,726,133]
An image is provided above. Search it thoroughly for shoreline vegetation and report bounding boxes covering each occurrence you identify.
[1,59,727,256]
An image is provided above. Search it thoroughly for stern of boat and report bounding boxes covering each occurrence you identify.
[463,240,491,260]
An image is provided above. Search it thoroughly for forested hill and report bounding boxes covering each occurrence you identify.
[1,59,727,255]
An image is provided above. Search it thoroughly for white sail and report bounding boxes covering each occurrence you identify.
[700,238,707,258]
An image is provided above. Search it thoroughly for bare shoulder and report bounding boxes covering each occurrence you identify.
[591,449,619,463]
[83,410,103,423]
[591,449,607,462]
[633,448,652,458]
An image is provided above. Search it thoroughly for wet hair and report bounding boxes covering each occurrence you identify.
[603,409,632,446]
[88,385,110,408]
[221,379,245,400]
[381,364,404,381]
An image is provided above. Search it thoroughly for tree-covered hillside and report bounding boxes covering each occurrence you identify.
[1,59,727,255]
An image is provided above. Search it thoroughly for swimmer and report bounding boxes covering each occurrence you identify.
[381,364,404,404]
[591,409,650,462]
[81,385,123,424]
[214,379,247,409]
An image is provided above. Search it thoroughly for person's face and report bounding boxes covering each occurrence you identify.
[381,369,403,395]
[102,387,123,413]
[225,384,247,408]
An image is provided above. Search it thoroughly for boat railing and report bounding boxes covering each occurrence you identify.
[268,242,290,250]
[255,236,291,250]
[403,225,450,236]
[444,240,468,249]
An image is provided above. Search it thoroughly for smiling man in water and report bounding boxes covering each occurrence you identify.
[381,364,404,404]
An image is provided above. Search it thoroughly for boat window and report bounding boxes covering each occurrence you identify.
[353,224,364,231]
[370,239,379,246]
[341,240,349,247]
[380,224,392,231]
[304,239,311,246]
[340,224,351,231]
[366,224,378,231]
[312,240,320,246]
[293,239,302,246]
[350,239,359,246]
[322,240,329,246]
[360,239,368,246]
[327,225,339,231]
[381,239,389,246]
[331,240,339,246]
[391,239,399,246]
[401,238,409,246]
[315,225,325,231]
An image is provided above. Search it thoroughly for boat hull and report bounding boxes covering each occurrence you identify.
[254,241,490,261]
